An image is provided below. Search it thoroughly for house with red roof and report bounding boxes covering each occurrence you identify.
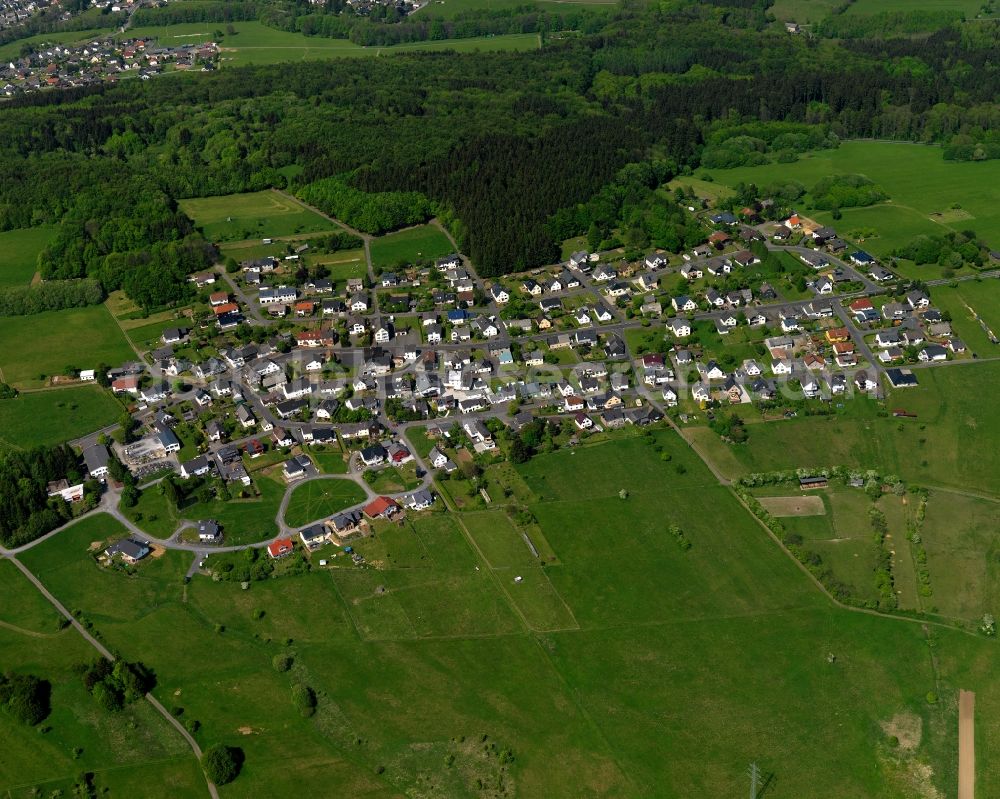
[209,291,230,306]
[267,538,294,559]
[363,496,400,519]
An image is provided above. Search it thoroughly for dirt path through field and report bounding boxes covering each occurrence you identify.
[959,689,975,799]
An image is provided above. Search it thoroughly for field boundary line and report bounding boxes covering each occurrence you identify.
[728,486,986,639]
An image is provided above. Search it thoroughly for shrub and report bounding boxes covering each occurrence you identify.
[201,744,243,785]
[292,683,317,717]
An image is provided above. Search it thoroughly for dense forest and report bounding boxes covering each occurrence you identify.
[0,446,84,548]
[2,0,1000,282]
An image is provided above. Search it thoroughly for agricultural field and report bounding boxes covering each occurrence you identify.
[0,225,57,287]
[703,141,1000,261]
[369,224,454,269]
[0,385,123,448]
[124,21,538,66]
[920,489,1000,623]
[0,305,135,388]
[179,190,337,243]
[283,478,367,528]
[689,360,1000,497]
[2,526,205,798]
[755,486,918,609]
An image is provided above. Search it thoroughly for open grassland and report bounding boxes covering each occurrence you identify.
[125,472,287,544]
[690,361,1000,496]
[125,21,538,65]
[369,224,454,269]
[931,277,1000,354]
[17,431,1000,796]
[180,189,336,243]
[0,305,135,388]
[920,489,1000,623]
[283,478,367,528]
[1,542,204,798]
[704,141,1000,259]
[0,28,109,62]
[0,225,57,287]
[928,283,999,355]
[0,385,122,447]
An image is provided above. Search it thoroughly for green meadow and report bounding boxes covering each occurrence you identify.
[0,225,58,287]
[704,141,1000,259]
[1,542,205,799]
[0,305,135,388]
[283,478,367,528]
[124,21,539,65]
[17,430,1000,796]
[0,385,123,448]
[179,189,337,243]
[125,472,288,544]
[689,360,1000,496]
[369,224,455,269]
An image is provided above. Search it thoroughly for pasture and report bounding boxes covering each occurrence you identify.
[690,361,1000,497]
[0,385,122,447]
[283,478,367,528]
[17,430,1000,796]
[0,225,57,287]
[124,21,539,65]
[3,526,203,799]
[179,189,337,243]
[704,141,1000,259]
[0,305,135,388]
[369,224,455,269]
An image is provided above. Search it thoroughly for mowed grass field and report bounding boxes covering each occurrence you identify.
[124,21,539,66]
[283,478,367,528]
[704,141,1000,258]
[0,385,123,448]
[689,360,1000,497]
[20,430,1000,796]
[0,304,135,388]
[125,472,288,544]
[369,224,454,269]
[0,225,57,287]
[180,189,337,243]
[0,549,206,799]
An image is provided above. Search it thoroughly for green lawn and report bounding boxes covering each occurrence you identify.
[0,225,57,287]
[704,141,1000,257]
[0,305,135,388]
[369,224,455,269]
[126,472,288,544]
[366,465,421,495]
[16,430,1000,797]
[283,478,367,528]
[0,385,123,448]
[124,21,538,66]
[179,189,337,243]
